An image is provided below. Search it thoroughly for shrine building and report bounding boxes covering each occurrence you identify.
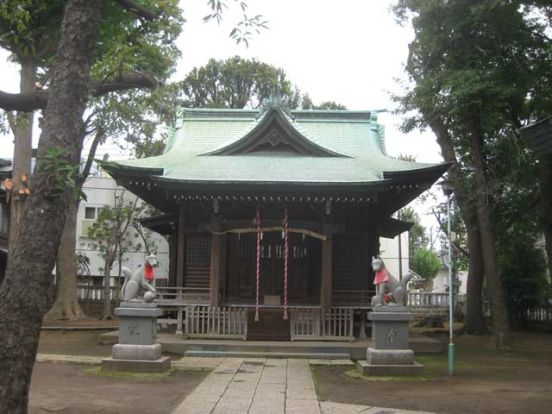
[102,102,448,341]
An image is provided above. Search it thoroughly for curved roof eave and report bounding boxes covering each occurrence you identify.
[151,175,393,190]
[383,162,452,181]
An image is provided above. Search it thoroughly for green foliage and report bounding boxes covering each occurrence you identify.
[410,248,441,283]
[301,94,347,110]
[394,0,552,138]
[37,147,86,201]
[182,56,302,109]
[181,56,346,111]
[92,1,183,83]
[393,0,552,310]
[399,207,428,253]
[498,238,550,320]
[86,194,157,261]
[203,0,268,46]
[0,0,63,65]
[76,252,91,276]
[86,1,184,159]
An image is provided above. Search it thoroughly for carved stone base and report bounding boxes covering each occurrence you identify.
[366,348,415,365]
[102,356,171,373]
[112,343,162,361]
[358,360,425,376]
[106,303,170,373]
[365,307,424,376]
[368,306,412,350]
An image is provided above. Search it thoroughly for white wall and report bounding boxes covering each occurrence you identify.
[378,232,409,280]
[432,268,467,295]
[76,173,170,280]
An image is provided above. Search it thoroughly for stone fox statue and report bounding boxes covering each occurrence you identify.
[371,256,420,307]
[121,254,158,303]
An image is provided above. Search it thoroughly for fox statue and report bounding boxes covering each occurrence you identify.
[371,256,420,307]
[121,254,158,303]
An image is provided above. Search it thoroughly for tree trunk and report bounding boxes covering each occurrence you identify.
[46,122,105,320]
[0,1,102,412]
[539,154,552,278]
[463,225,488,334]
[429,118,487,333]
[45,189,86,320]
[469,125,511,349]
[102,235,118,320]
[7,61,36,254]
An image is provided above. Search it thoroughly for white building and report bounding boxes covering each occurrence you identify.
[77,171,170,283]
[432,268,468,295]
[379,232,409,280]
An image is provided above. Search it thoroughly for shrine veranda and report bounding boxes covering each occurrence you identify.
[103,103,448,340]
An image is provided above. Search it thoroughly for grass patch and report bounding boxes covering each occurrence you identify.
[85,366,176,379]
[173,366,214,373]
[310,366,321,396]
[345,367,439,383]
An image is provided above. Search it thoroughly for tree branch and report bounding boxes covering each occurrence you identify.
[115,0,157,20]
[77,128,105,189]
[431,208,470,258]
[0,73,157,112]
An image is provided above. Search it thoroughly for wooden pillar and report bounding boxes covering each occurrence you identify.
[320,230,333,310]
[175,207,186,336]
[176,206,186,288]
[168,233,177,287]
[209,220,223,306]
[359,310,367,339]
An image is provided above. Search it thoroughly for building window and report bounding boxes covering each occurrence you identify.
[85,207,96,220]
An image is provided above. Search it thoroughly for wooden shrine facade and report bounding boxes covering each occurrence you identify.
[104,104,448,340]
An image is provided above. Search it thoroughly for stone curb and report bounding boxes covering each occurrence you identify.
[41,326,116,331]
[36,353,104,365]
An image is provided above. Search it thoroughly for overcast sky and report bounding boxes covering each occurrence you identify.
[0,1,446,232]
[0,0,442,163]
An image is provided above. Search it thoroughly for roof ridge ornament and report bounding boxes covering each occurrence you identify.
[257,91,295,121]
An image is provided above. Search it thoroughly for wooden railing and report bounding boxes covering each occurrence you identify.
[76,285,209,304]
[185,305,247,339]
[77,285,119,302]
[484,301,552,324]
[156,286,210,305]
[290,307,354,341]
[332,290,373,306]
[518,305,552,323]
[408,292,449,307]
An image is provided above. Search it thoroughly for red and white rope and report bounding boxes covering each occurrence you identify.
[283,206,289,320]
[255,206,261,322]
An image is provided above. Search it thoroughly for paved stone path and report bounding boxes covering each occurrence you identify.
[172,358,433,414]
[36,354,433,413]
[172,358,319,414]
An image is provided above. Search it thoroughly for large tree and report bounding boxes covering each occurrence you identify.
[0,1,182,323]
[0,1,64,263]
[46,1,183,320]
[394,0,552,347]
[181,56,346,110]
[0,1,266,411]
[0,1,103,410]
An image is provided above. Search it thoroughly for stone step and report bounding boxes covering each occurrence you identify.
[162,340,364,359]
[183,349,351,359]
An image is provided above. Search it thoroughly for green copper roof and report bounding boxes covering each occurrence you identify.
[106,105,445,186]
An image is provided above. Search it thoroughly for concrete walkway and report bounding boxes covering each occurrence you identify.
[36,354,433,413]
[172,358,433,414]
[172,358,319,414]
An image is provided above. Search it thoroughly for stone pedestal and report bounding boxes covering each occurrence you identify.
[360,306,424,376]
[102,302,171,373]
